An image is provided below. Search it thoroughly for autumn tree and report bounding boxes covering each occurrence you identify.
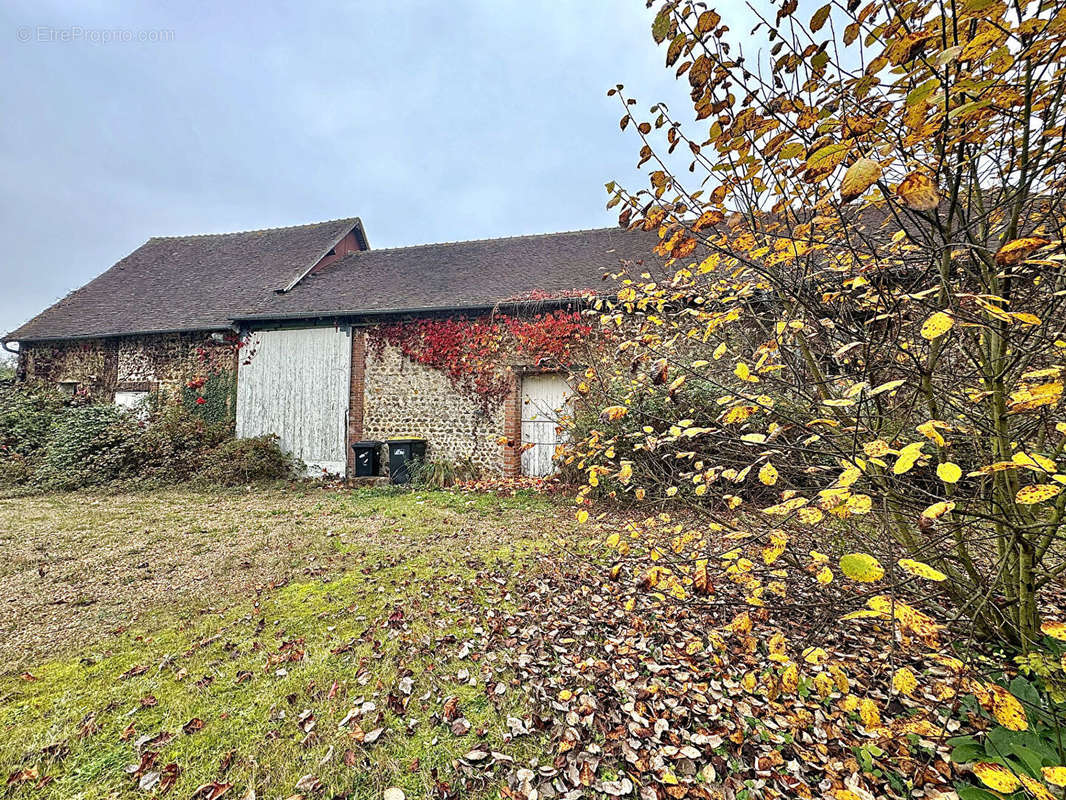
[567,0,1066,794]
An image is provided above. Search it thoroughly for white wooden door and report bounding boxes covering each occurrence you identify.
[521,373,571,477]
[236,327,351,476]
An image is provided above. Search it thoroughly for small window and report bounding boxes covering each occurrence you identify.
[57,380,78,395]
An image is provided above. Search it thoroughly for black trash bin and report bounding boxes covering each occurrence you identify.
[387,438,427,484]
[351,440,382,477]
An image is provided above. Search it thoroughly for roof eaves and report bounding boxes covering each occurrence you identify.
[231,295,609,325]
[3,323,235,345]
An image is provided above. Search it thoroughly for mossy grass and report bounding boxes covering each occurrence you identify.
[0,487,567,798]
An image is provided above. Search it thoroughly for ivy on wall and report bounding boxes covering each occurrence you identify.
[369,311,592,412]
[182,370,237,426]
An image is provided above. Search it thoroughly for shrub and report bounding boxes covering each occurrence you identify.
[409,456,481,489]
[0,385,300,489]
[200,435,302,486]
[0,383,75,459]
[37,404,128,487]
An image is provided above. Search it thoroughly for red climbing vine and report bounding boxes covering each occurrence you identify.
[370,311,592,412]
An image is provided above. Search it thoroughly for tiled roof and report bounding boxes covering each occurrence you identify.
[5,218,365,341]
[239,227,662,320]
[5,221,661,341]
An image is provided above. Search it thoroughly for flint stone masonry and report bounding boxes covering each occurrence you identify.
[361,340,507,473]
[18,332,236,400]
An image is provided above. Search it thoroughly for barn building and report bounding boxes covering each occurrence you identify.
[3,218,656,478]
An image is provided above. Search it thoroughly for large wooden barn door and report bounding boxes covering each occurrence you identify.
[236,327,351,476]
[520,373,572,477]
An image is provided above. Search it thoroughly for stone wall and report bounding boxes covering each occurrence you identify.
[18,338,118,397]
[361,340,507,472]
[18,332,237,403]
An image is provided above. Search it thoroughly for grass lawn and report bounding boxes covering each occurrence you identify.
[0,487,574,799]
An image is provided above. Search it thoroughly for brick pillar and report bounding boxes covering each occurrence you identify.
[501,370,523,477]
[346,329,367,476]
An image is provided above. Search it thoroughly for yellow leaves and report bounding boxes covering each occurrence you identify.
[868,379,906,397]
[722,404,759,424]
[812,671,834,698]
[605,531,620,547]
[839,157,882,203]
[920,501,955,520]
[863,595,943,643]
[781,663,799,692]
[1020,775,1057,800]
[994,236,1052,266]
[917,419,950,446]
[893,442,925,474]
[1010,312,1043,326]
[1009,381,1063,413]
[798,506,824,524]
[734,362,759,382]
[892,667,918,696]
[762,496,808,516]
[845,494,872,515]
[1013,451,1058,473]
[1041,621,1066,641]
[919,311,954,341]
[617,461,633,483]
[898,558,947,581]
[600,405,629,421]
[576,510,589,524]
[804,142,851,182]
[972,763,1021,793]
[762,530,788,564]
[896,170,940,211]
[858,697,881,728]
[557,689,573,702]
[727,611,752,634]
[836,467,861,488]
[937,462,962,483]
[986,683,1028,731]
[863,439,891,458]
[641,565,669,589]
[816,669,846,703]
[1043,766,1066,787]
[758,462,779,486]
[839,553,884,582]
[1015,484,1062,505]
[815,565,834,585]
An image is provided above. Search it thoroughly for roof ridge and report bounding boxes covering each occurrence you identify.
[147,216,360,241]
[348,225,626,255]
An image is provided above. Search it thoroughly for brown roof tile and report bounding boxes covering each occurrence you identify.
[239,227,662,320]
[6,217,365,341]
[5,221,662,341]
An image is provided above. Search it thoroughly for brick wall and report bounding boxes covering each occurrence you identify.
[346,330,367,474]
[18,332,237,402]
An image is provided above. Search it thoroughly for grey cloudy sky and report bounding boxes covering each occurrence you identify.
[0,1,753,338]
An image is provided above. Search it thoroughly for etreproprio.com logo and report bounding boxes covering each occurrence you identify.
[16,26,175,44]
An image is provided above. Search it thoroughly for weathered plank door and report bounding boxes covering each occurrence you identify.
[236,327,351,475]
[520,373,572,477]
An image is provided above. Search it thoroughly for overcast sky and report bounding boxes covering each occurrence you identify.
[1,1,754,338]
